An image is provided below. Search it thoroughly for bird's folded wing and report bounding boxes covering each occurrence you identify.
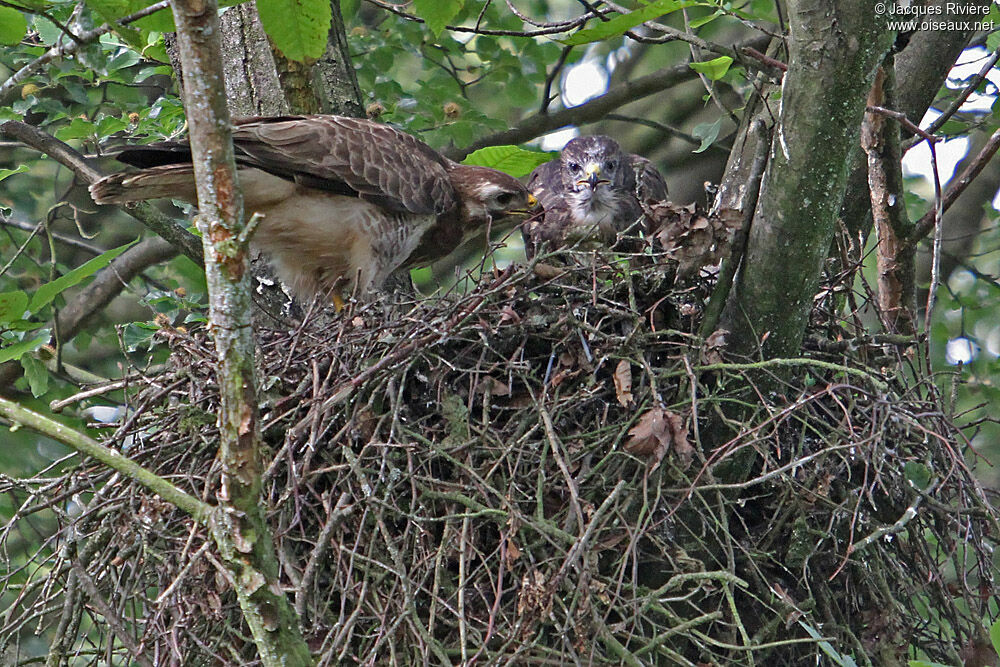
[629,155,668,203]
[228,115,458,216]
[526,160,566,212]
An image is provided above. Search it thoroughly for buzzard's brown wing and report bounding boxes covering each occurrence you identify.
[629,154,668,203]
[523,160,574,258]
[113,115,459,216]
[229,115,458,215]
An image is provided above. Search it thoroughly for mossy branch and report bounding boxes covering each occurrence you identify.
[0,397,212,523]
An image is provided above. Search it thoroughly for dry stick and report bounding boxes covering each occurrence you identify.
[924,141,945,337]
[71,563,156,667]
[295,492,352,619]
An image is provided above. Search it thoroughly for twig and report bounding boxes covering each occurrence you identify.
[904,48,1000,149]
[741,46,787,72]
[905,126,1000,249]
[0,0,171,105]
[0,121,203,261]
[866,104,939,145]
[0,214,105,255]
[924,140,945,335]
[71,563,156,667]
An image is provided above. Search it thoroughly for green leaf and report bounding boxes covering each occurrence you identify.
[20,355,49,398]
[28,239,138,313]
[690,55,734,81]
[122,322,157,352]
[0,6,27,45]
[987,30,1000,54]
[257,0,332,62]
[903,461,932,491]
[688,9,723,28]
[907,661,955,667]
[0,333,48,365]
[0,164,28,182]
[692,117,722,153]
[990,617,1000,655]
[798,621,858,667]
[54,117,96,141]
[412,0,463,37]
[0,291,29,324]
[462,145,556,178]
[560,0,695,46]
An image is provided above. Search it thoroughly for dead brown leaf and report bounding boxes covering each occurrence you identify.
[625,408,693,469]
[702,329,729,365]
[613,359,633,407]
[483,376,511,397]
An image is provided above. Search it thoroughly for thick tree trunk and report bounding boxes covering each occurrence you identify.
[169,0,312,662]
[719,0,893,359]
[219,0,363,117]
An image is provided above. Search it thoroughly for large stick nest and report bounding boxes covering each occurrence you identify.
[3,239,998,666]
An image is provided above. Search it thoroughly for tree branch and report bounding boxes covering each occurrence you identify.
[169,0,311,662]
[720,0,894,359]
[0,397,213,522]
[451,63,698,159]
[0,0,171,106]
[0,121,203,262]
[862,62,915,335]
[904,126,1000,250]
[0,237,178,394]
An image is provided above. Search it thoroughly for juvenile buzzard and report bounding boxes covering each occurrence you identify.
[523,135,667,256]
[90,115,536,302]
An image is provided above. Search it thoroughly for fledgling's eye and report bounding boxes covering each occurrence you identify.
[567,161,581,172]
[493,191,515,208]
[605,160,618,172]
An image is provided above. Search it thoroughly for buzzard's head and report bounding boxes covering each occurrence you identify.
[558,135,636,223]
[449,165,538,229]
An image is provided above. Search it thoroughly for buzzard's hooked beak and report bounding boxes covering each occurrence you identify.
[578,162,609,189]
[511,193,539,215]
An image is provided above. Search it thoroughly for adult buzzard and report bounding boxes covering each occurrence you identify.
[90,115,536,303]
[523,135,667,256]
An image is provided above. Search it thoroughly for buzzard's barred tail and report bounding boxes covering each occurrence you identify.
[90,165,197,205]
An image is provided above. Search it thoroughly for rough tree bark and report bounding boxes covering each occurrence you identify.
[218,0,363,117]
[168,0,311,663]
[862,61,915,335]
[840,0,991,241]
[719,0,893,359]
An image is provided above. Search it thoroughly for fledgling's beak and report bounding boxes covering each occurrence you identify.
[511,193,540,215]
[578,162,608,189]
